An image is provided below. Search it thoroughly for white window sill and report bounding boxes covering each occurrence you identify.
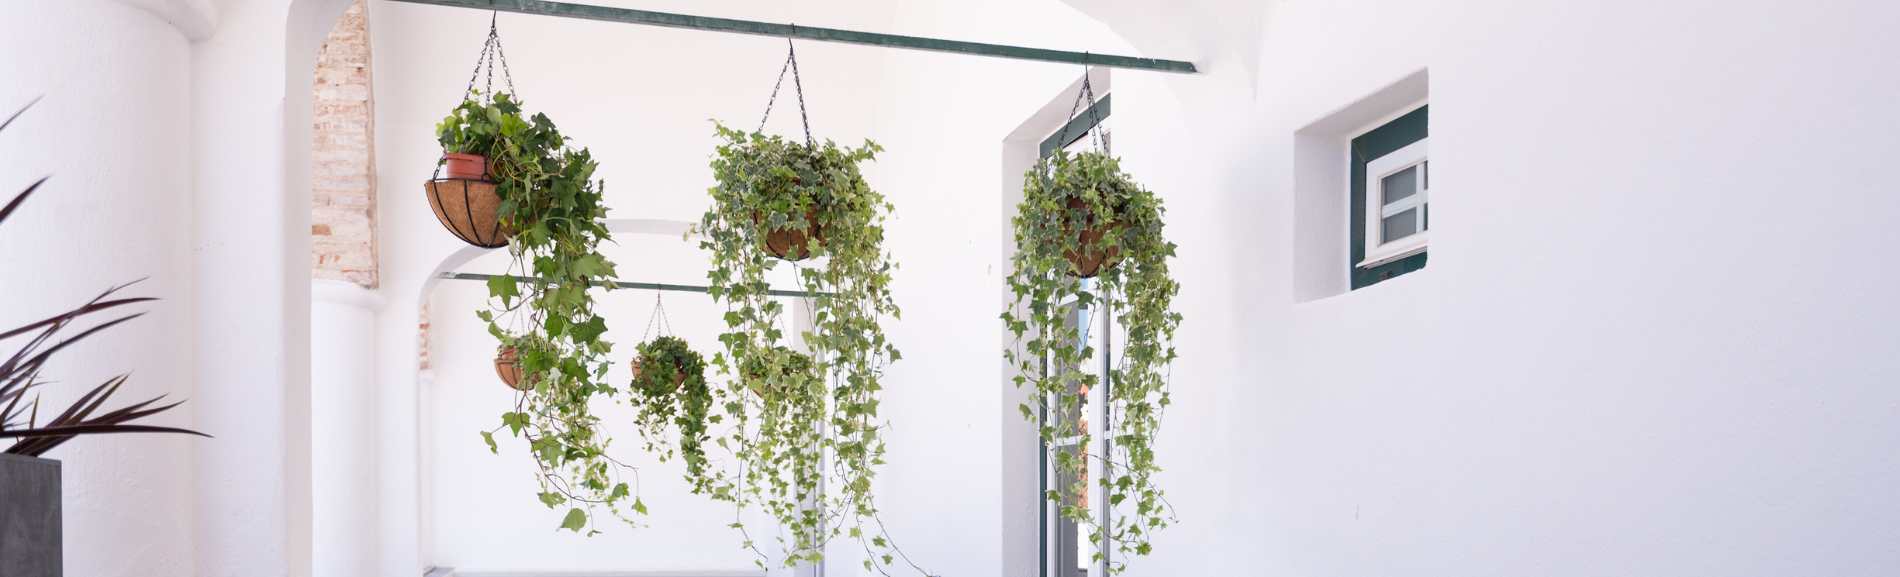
[1357,233,1428,268]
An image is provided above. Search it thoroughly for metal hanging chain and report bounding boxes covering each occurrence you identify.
[758,36,815,146]
[464,12,519,100]
[642,291,673,342]
[1052,63,1105,156]
[1082,66,1104,155]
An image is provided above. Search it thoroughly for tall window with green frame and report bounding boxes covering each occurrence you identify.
[1036,90,1111,577]
[1351,105,1429,289]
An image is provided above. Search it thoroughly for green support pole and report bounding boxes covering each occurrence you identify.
[386,0,1199,74]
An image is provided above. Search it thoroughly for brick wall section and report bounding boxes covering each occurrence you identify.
[418,303,431,370]
[312,0,377,287]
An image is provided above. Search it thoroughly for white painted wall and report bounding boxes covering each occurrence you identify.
[1061,1,1900,575]
[0,1,196,574]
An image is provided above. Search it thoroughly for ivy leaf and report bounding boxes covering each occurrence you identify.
[571,253,614,278]
[559,508,587,532]
[486,274,519,307]
[480,431,497,454]
[631,496,648,515]
[570,315,608,344]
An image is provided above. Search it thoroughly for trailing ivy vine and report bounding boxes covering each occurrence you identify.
[444,91,636,533]
[1003,149,1181,572]
[696,121,922,573]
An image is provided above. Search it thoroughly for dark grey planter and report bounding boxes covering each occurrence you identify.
[0,453,59,577]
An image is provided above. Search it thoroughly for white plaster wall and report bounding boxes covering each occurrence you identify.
[0,1,197,574]
[1066,1,1900,575]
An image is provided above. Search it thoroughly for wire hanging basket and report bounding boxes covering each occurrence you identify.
[1049,68,1123,278]
[425,14,517,249]
[425,176,513,249]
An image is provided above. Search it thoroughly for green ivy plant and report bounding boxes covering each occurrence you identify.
[629,335,716,495]
[436,91,511,163]
[696,121,921,573]
[1003,149,1181,572]
[448,91,633,533]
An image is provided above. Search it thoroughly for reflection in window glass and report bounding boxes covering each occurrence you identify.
[1382,165,1417,205]
[1383,208,1418,243]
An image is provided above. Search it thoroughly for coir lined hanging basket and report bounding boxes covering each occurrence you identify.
[1060,196,1127,278]
[425,16,516,249]
[426,178,513,248]
[1047,71,1125,279]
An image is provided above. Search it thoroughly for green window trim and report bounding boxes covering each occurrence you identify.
[1350,105,1428,290]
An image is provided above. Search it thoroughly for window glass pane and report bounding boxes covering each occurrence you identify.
[1382,165,1417,205]
[1382,208,1418,243]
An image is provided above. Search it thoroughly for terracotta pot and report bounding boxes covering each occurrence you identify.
[443,153,491,180]
[424,178,516,248]
[630,358,687,391]
[494,348,533,390]
[754,209,826,261]
[1060,197,1127,278]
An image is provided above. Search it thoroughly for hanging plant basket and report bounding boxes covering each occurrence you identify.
[695,40,920,573]
[493,347,531,390]
[427,33,525,249]
[627,335,716,492]
[1004,71,1182,572]
[1060,196,1128,278]
[755,208,825,261]
[456,16,631,532]
[425,177,513,249]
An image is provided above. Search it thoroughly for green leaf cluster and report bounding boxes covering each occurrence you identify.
[695,121,915,571]
[1003,150,1181,573]
[455,91,632,533]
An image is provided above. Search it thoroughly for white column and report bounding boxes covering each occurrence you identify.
[192,1,357,575]
[0,2,197,575]
[311,279,384,576]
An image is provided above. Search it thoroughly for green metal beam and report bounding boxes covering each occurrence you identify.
[440,272,829,298]
[386,0,1199,74]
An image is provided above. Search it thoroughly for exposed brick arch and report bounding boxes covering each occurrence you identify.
[311,0,376,286]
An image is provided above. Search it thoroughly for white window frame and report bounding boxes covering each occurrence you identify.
[1358,138,1429,268]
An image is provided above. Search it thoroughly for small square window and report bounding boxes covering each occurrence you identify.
[1349,105,1428,290]
[1360,140,1429,268]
